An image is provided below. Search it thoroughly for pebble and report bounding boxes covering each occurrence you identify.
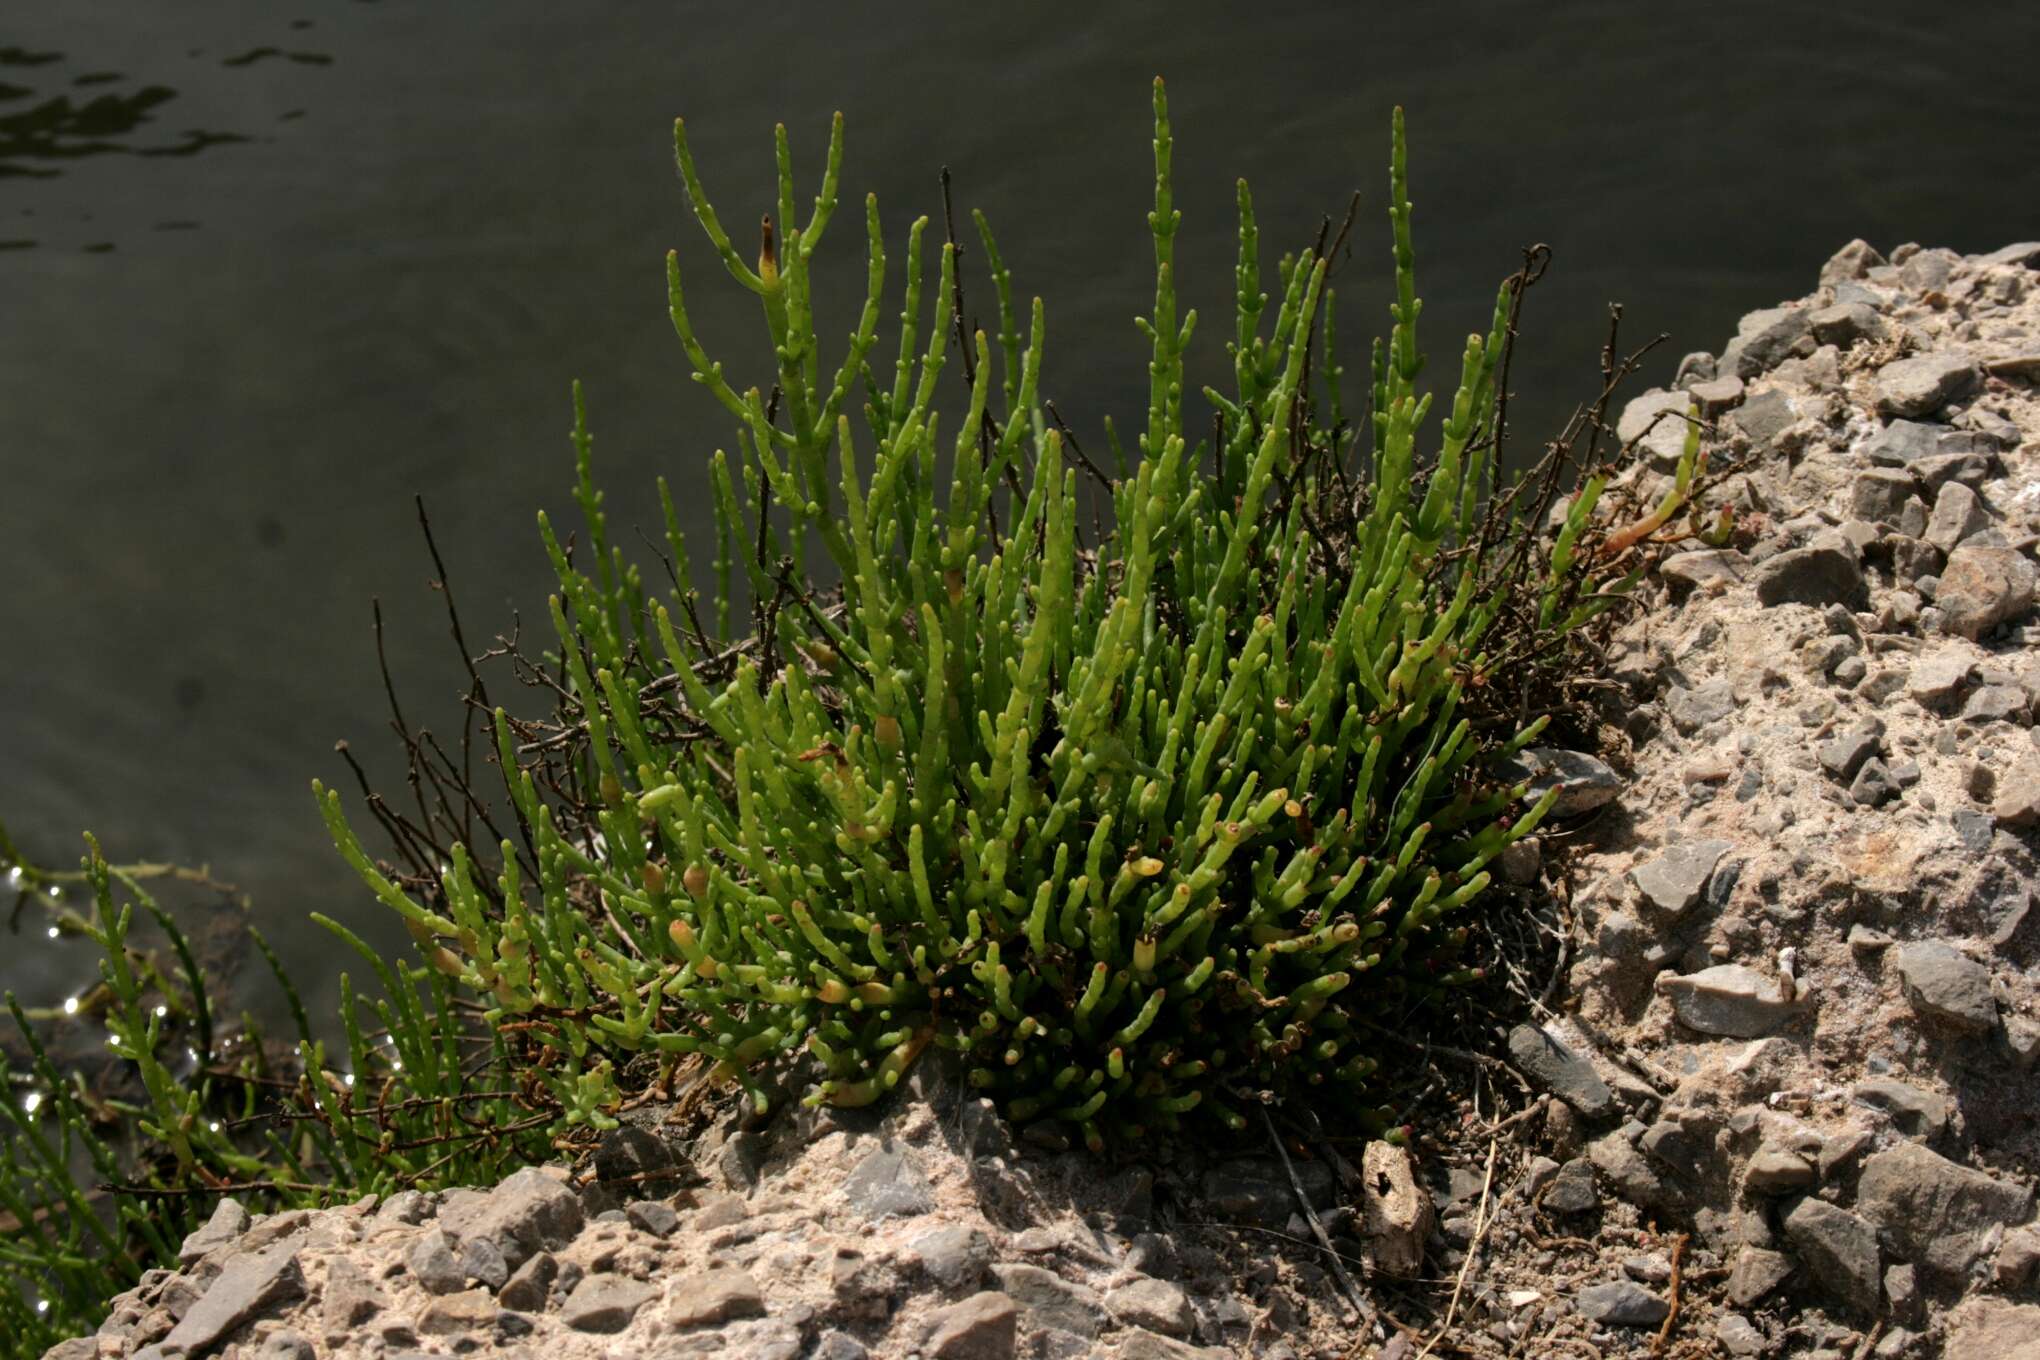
[1936,543,2038,639]
[1728,1247,1794,1306]
[1753,539,1866,609]
[1574,1280,1669,1327]
[1894,940,1998,1033]
[560,1275,658,1333]
[1507,1024,1615,1118]
[1542,1159,1600,1215]
[1104,1277,1194,1338]
[1629,839,1734,916]
[841,1148,936,1220]
[1658,964,1798,1037]
[1873,351,1982,418]
[1782,1198,1882,1313]
[1859,1143,2036,1279]
[919,1291,1019,1359]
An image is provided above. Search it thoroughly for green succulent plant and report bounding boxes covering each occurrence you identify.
[314,79,1629,1149]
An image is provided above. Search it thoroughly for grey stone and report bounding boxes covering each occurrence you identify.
[561,1275,658,1333]
[1884,1262,1921,1323]
[1497,835,1542,885]
[1754,542,1866,609]
[1674,351,1718,386]
[1851,468,1919,525]
[1875,352,1983,418]
[908,1225,992,1291]
[496,1249,555,1312]
[1543,1158,1599,1215]
[1666,680,1738,734]
[1858,1143,2035,1275]
[624,1199,680,1237]
[1731,389,1797,450]
[235,1210,312,1256]
[1744,1145,1816,1194]
[407,1229,465,1295]
[1658,964,1796,1037]
[1659,548,1749,595]
[1574,1280,1669,1327]
[1996,754,2040,827]
[159,1244,305,1357]
[1822,239,1886,284]
[1863,419,1944,467]
[590,1123,693,1203]
[1978,241,2040,268]
[842,1148,936,1220]
[1588,1127,1675,1210]
[1852,1079,1949,1138]
[1688,374,1744,413]
[1725,307,1812,379]
[1116,1333,1232,1360]
[1716,1313,1769,1357]
[1810,301,1883,348]
[1894,941,1997,1033]
[1916,448,1995,494]
[919,1291,1018,1359]
[177,1199,251,1267]
[989,1263,1107,1338]
[417,1288,496,1337]
[1783,1198,1881,1313]
[1818,720,1883,782]
[435,1167,583,1270]
[1938,544,2038,640]
[1963,684,2030,723]
[253,1330,314,1360]
[1507,1024,1615,1118]
[1996,1226,2040,1289]
[1924,481,1988,554]
[375,1190,435,1225]
[1630,839,1734,917]
[1515,748,1621,816]
[1820,1129,1876,1180]
[812,1330,870,1360]
[1105,1277,1193,1338]
[1617,388,1693,444]
[1850,757,1901,806]
[457,1234,508,1291]
[322,1256,383,1332]
[1909,651,1976,708]
[1728,1247,1794,1306]
[665,1265,766,1328]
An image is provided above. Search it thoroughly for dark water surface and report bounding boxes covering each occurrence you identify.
[5,1,2038,1015]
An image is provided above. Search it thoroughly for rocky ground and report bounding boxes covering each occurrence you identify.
[61,238,2040,1360]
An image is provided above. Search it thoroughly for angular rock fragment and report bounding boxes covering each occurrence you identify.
[159,1244,305,1357]
[561,1275,658,1333]
[1629,839,1734,917]
[1893,940,1997,1033]
[1507,1024,1615,1118]
[177,1199,252,1268]
[1874,351,1982,417]
[920,1291,1019,1359]
[1782,1198,1881,1313]
[1575,1280,1669,1327]
[842,1148,936,1220]
[1658,965,1798,1037]
[1857,1143,2035,1276]
[665,1265,765,1328]
[1937,544,2037,639]
[1753,540,1865,609]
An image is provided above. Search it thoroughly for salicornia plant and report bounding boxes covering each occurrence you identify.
[313,80,1645,1150]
